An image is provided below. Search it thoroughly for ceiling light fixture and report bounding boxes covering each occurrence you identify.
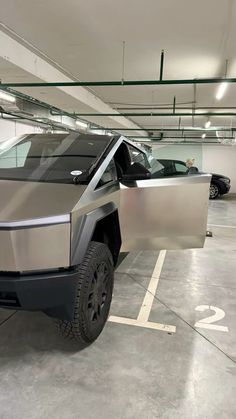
[216,59,229,100]
[205,120,211,128]
[202,133,206,139]
[216,82,228,100]
[0,91,16,103]
[75,120,88,129]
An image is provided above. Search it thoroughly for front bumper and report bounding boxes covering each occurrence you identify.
[0,269,78,320]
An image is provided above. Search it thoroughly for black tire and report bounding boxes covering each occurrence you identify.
[56,241,114,345]
[209,183,220,199]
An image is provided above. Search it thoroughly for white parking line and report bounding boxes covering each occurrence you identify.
[109,250,176,333]
[109,315,176,333]
[137,250,166,322]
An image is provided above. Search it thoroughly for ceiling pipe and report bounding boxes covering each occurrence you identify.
[149,141,221,145]
[126,136,234,139]
[1,77,236,88]
[0,87,112,134]
[90,127,236,131]
[1,110,74,132]
[114,106,236,110]
[173,96,176,114]
[159,50,165,81]
[74,112,236,117]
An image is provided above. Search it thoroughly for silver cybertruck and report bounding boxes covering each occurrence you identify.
[0,133,211,345]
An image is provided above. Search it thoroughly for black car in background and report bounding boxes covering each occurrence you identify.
[156,159,231,199]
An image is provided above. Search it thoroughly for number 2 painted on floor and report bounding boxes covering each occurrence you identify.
[194,305,229,332]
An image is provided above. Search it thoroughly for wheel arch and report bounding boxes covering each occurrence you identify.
[71,202,121,267]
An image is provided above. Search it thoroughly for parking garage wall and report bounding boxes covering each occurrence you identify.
[0,119,43,142]
[202,145,236,193]
[152,144,236,193]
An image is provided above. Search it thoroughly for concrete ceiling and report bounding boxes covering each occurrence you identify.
[1,0,236,140]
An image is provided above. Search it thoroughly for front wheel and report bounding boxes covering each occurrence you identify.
[56,241,114,346]
[209,183,220,199]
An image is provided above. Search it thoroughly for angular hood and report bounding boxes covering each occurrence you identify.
[0,180,87,223]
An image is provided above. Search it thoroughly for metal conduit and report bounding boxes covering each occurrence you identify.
[126,136,234,139]
[75,112,236,117]
[0,77,236,88]
[90,127,236,131]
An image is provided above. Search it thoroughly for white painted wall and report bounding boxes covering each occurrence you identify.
[152,143,236,193]
[0,119,43,142]
[152,144,202,169]
[202,145,236,192]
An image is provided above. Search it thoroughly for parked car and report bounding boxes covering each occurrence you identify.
[155,159,231,199]
[0,134,210,346]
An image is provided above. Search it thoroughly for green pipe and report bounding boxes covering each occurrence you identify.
[159,50,164,81]
[173,96,176,114]
[115,106,236,110]
[0,77,236,88]
[130,136,233,140]
[126,135,234,139]
[76,112,236,117]
[91,127,235,131]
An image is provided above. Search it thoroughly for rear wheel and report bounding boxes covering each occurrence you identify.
[210,183,220,199]
[56,241,114,345]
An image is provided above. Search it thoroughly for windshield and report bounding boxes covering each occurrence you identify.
[0,133,111,184]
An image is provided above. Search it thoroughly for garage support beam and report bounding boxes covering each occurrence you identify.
[0,30,146,136]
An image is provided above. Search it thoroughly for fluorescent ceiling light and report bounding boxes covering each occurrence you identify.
[216,82,228,100]
[76,120,88,129]
[0,91,16,103]
[195,110,207,115]
[89,129,104,135]
[205,120,211,128]
[202,133,206,139]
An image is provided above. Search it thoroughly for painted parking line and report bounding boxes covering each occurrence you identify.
[137,250,166,322]
[109,250,176,333]
[109,315,176,333]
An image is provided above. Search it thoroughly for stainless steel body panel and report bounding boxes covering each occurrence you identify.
[0,180,86,221]
[0,133,211,273]
[70,137,123,263]
[0,223,70,271]
[0,180,85,271]
[119,175,211,251]
[70,137,211,264]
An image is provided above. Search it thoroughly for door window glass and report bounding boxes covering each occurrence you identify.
[175,162,188,173]
[0,141,31,168]
[126,143,150,169]
[96,158,117,188]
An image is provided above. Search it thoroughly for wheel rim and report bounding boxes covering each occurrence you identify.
[87,262,109,323]
[210,184,218,198]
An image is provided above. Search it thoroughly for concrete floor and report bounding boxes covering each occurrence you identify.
[0,195,236,419]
